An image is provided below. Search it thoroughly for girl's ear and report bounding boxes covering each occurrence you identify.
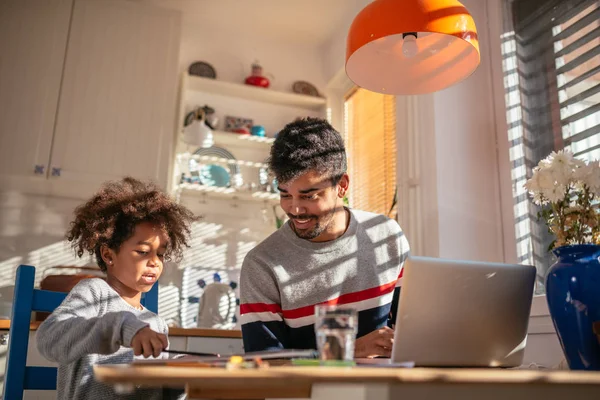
[100,245,115,267]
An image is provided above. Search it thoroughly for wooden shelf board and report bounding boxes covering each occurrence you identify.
[186,74,327,111]
[178,184,279,203]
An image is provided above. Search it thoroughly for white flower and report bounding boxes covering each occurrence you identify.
[537,168,556,190]
[544,184,567,203]
[549,150,576,168]
[549,164,572,186]
[524,169,540,193]
[572,161,600,194]
[585,161,600,195]
[547,150,577,186]
[573,163,592,185]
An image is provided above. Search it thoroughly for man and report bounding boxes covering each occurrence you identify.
[239,118,410,358]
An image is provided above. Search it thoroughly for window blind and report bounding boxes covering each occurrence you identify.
[501,0,600,292]
[344,88,397,217]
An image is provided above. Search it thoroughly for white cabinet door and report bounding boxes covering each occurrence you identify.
[0,0,72,183]
[49,0,181,193]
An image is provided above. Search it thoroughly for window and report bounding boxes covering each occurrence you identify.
[343,88,397,217]
[501,0,600,293]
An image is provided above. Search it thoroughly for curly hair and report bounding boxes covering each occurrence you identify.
[66,177,199,271]
[268,117,347,184]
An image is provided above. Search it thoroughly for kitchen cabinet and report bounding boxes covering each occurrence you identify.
[0,0,181,199]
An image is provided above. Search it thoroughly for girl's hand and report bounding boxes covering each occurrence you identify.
[131,327,168,358]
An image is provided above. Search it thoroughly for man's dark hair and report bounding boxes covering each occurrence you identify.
[268,117,347,184]
[66,177,199,271]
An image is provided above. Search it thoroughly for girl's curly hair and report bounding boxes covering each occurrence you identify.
[67,177,199,271]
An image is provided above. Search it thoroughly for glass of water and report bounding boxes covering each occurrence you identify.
[314,305,358,361]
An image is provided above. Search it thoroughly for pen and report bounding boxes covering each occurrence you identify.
[162,349,221,357]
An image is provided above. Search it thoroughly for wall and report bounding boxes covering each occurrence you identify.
[0,192,96,316]
[324,0,507,263]
[178,17,329,96]
[431,0,506,263]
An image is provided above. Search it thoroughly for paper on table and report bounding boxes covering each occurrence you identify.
[133,349,319,365]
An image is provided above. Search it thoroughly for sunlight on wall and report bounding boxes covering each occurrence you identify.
[0,191,277,328]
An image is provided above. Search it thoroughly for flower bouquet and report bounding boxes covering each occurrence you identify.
[524,150,600,249]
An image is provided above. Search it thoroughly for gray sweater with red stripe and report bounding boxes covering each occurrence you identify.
[239,208,410,352]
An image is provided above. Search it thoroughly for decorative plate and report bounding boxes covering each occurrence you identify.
[189,61,217,79]
[200,164,230,188]
[292,81,320,97]
[192,146,240,178]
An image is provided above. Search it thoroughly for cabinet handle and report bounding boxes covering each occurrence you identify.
[34,165,45,175]
[51,167,61,177]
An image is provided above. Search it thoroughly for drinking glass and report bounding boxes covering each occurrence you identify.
[314,305,358,361]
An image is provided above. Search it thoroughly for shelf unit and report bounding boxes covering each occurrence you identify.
[173,72,327,208]
[185,74,327,111]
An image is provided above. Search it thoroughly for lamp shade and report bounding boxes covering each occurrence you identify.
[346,0,480,95]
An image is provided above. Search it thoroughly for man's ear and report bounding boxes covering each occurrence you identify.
[338,173,350,198]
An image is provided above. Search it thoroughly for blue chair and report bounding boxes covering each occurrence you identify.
[4,265,158,399]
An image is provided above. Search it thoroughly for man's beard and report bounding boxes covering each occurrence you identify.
[289,210,335,240]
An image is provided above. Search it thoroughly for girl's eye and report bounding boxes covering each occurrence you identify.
[158,254,165,259]
[136,250,148,255]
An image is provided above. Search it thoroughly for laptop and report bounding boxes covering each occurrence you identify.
[390,256,536,368]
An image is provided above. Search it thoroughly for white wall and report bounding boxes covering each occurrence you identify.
[324,0,507,263]
[431,0,506,263]
[0,191,97,319]
[178,18,328,96]
[0,192,95,288]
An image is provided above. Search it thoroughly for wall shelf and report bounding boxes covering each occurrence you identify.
[176,153,268,169]
[177,183,279,203]
[212,130,275,149]
[186,74,327,111]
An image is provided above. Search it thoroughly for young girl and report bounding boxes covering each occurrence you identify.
[37,177,198,400]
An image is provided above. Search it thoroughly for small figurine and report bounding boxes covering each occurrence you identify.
[245,62,270,88]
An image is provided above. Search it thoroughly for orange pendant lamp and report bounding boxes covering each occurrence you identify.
[346,0,480,95]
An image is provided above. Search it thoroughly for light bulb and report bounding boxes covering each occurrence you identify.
[402,34,418,58]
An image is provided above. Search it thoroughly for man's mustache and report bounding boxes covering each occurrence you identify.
[287,214,318,220]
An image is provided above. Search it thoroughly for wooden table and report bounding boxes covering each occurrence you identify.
[94,364,600,400]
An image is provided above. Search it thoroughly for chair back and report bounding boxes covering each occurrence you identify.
[4,265,158,399]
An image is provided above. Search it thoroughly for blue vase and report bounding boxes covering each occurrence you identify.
[546,244,600,370]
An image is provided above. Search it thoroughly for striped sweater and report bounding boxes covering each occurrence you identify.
[239,208,410,352]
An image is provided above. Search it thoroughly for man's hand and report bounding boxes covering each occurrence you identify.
[131,327,168,358]
[354,326,394,358]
